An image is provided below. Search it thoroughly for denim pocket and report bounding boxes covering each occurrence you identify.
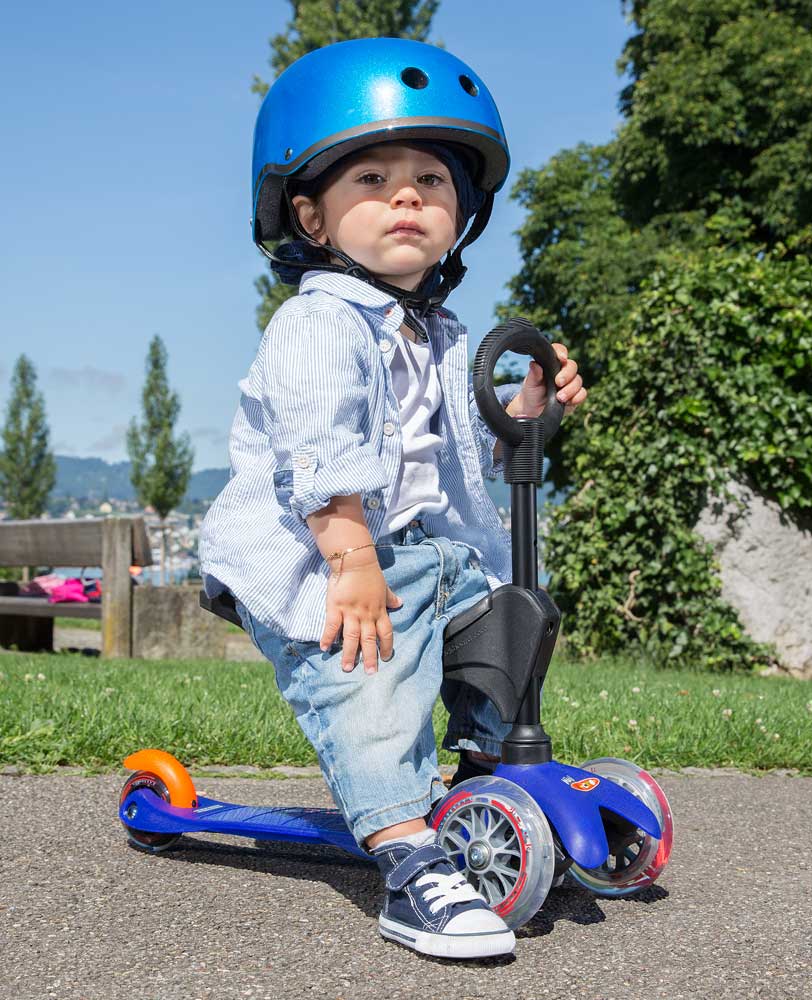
[233,598,259,649]
[273,467,294,511]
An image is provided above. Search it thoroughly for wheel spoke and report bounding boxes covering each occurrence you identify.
[493,845,521,859]
[491,860,519,885]
[479,873,499,905]
[486,813,508,840]
[492,869,515,897]
[443,828,469,853]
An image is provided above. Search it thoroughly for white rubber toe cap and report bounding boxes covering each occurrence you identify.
[445,906,511,934]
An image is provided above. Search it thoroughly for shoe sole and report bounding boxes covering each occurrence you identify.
[379,914,515,959]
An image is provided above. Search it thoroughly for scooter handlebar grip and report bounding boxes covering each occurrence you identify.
[471,317,565,447]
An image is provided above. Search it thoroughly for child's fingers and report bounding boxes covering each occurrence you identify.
[557,373,584,405]
[555,358,580,395]
[320,610,343,652]
[340,618,362,672]
[564,385,588,414]
[378,607,397,664]
[551,342,569,364]
[360,627,380,675]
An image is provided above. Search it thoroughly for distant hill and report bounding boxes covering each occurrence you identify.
[50,456,529,511]
[53,456,229,502]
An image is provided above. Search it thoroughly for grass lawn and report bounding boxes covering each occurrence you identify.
[54,617,101,631]
[1,650,810,775]
[54,617,244,634]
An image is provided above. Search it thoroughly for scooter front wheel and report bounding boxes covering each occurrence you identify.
[567,756,674,897]
[430,775,556,929]
[119,771,182,854]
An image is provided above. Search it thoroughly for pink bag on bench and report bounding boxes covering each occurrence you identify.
[47,578,90,604]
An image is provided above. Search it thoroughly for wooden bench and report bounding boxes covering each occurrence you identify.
[0,516,153,658]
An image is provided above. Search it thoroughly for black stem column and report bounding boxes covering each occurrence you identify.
[500,427,553,765]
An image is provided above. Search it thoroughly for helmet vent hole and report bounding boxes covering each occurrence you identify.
[401,67,429,90]
[459,74,479,97]
[284,147,293,160]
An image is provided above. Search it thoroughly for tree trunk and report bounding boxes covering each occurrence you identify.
[160,519,167,587]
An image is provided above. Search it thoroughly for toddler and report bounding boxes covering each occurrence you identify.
[200,37,585,959]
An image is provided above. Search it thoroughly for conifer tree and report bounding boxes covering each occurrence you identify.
[0,355,56,520]
[127,336,194,585]
[252,0,440,330]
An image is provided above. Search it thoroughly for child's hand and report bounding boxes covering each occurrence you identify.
[319,553,402,674]
[511,343,586,418]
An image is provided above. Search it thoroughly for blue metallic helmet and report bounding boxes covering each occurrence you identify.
[251,37,510,329]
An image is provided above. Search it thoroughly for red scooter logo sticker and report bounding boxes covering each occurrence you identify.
[571,777,600,792]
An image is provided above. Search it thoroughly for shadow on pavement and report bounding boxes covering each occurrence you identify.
[129,834,668,946]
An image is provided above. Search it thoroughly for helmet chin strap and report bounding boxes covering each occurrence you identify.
[260,183,494,339]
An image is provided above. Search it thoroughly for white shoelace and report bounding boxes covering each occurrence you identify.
[415,870,484,915]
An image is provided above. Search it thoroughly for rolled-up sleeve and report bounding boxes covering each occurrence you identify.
[261,304,390,521]
[468,376,522,481]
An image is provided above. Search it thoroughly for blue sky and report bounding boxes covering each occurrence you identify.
[1,1,633,471]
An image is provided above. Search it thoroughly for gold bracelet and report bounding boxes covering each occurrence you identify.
[325,542,377,584]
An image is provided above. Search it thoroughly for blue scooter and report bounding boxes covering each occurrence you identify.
[119,318,674,930]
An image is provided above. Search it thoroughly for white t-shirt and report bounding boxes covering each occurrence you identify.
[382,330,450,533]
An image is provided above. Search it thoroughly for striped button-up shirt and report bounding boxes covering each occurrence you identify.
[199,270,520,643]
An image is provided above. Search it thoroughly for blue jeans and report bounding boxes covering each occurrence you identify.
[234,518,510,846]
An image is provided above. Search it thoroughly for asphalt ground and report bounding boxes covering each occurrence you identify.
[1,769,810,1000]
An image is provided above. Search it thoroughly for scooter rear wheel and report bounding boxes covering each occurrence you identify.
[120,771,181,854]
[429,775,556,929]
[567,756,674,897]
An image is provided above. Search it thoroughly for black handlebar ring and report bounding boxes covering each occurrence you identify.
[471,317,565,448]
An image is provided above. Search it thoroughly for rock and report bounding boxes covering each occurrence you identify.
[694,480,812,678]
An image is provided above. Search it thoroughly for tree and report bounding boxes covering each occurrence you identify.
[251,0,439,98]
[614,0,812,246]
[501,0,812,391]
[0,355,56,520]
[127,336,194,586]
[500,0,812,669]
[252,0,441,331]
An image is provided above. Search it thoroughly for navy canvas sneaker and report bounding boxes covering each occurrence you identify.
[372,837,515,959]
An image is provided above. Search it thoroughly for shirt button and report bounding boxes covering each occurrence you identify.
[366,497,381,509]
[383,421,396,435]
[380,339,392,353]
[384,307,393,317]
[295,455,311,468]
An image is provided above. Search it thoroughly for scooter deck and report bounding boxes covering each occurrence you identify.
[120,790,369,859]
[121,760,662,869]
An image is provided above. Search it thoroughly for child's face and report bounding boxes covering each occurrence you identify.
[292,143,459,292]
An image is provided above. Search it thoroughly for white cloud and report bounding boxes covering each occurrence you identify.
[89,424,128,453]
[190,426,228,446]
[47,365,127,395]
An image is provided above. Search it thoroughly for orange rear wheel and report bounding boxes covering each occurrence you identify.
[122,749,197,808]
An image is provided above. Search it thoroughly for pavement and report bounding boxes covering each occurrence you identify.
[1,768,810,1000]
